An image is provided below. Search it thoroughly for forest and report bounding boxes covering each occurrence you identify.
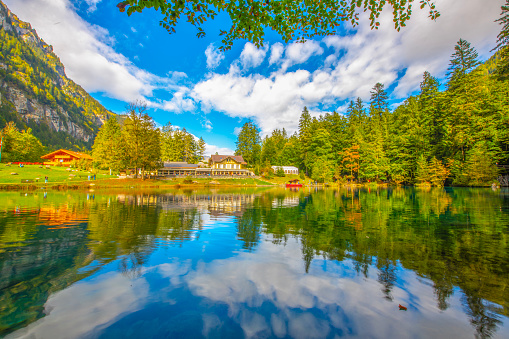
[91,101,206,176]
[2,1,509,187]
[235,38,509,186]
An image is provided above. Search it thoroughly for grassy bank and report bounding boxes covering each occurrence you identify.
[0,164,276,190]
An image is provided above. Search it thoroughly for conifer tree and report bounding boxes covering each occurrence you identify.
[235,120,261,167]
[447,39,480,88]
[369,83,389,117]
[298,107,313,174]
[197,137,206,161]
[494,0,509,79]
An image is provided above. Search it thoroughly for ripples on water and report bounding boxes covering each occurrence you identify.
[0,187,508,338]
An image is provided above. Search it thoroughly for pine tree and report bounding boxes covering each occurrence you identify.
[370,83,389,116]
[298,107,313,174]
[197,137,206,161]
[447,39,480,88]
[494,0,509,79]
[235,120,261,166]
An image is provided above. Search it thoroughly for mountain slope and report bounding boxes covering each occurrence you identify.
[0,0,114,150]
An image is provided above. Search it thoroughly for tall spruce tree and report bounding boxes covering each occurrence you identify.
[197,137,206,161]
[494,0,509,79]
[298,107,313,174]
[447,39,480,88]
[369,83,389,117]
[235,120,261,166]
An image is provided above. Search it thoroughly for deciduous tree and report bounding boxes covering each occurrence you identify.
[122,101,161,178]
[118,0,440,51]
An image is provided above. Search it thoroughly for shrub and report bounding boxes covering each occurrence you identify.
[275,167,285,177]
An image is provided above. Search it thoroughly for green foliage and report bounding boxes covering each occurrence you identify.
[299,172,305,180]
[0,14,113,151]
[494,1,509,79]
[261,128,288,166]
[275,166,285,177]
[447,38,480,89]
[0,122,45,162]
[92,117,124,171]
[124,103,161,174]
[311,156,334,183]
[160,123,203,163]
[119,0,439,51]
[235,120,261,167]
[465,143,499,186]
[258,42,508,187]
[120,101,161,178]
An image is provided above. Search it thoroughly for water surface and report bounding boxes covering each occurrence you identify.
[1,187,508,338]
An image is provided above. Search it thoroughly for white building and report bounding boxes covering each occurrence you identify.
[271,166,299,175]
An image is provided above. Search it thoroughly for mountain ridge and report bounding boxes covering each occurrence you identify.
[0,0,114,150]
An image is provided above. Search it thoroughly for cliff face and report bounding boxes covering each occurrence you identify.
[0,0,114,149]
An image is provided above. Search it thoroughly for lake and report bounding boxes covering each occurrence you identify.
[1,187,508,338]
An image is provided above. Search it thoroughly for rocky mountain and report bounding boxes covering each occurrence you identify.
[0,0,114,150]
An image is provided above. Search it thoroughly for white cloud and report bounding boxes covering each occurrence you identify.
[240,42,268,69]
[158,90,196,113]
[269,43,284,65]
[205,143,234,156]
[4,0,169,103]
[282,40,324,69]
[189,0,504,136]
[205,43,224,70]
[184,239,477,339]
[201,118,213,131]
[84,0,102,12]
[9,272,149,338]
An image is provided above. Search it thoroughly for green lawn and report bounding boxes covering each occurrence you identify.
[0,164,116,184]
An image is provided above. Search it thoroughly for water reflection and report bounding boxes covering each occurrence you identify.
[0,187,508,338]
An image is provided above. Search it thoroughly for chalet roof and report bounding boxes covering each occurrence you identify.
[41,149,93,160]
[210,155,246,164]
[162,162,199,168]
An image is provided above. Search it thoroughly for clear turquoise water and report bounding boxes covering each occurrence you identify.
[0,187,508,338]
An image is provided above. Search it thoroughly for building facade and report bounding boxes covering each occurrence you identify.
[271,166,299,175]
[41,149,92,166]
[157,156,254,177]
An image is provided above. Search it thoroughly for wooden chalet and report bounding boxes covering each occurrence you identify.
[41,149,92,166]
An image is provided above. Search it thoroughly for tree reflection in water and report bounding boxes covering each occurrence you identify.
[0,187,507,338]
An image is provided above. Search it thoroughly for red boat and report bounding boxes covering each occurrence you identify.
[286,179,303,188]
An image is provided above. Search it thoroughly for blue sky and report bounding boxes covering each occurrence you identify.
[5,0,505,154]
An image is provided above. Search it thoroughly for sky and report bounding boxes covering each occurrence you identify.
[4,0,506,155]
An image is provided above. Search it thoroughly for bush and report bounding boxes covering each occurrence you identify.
[183,176,193,184]
[275,167,285,177]
[300,172,305,180]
